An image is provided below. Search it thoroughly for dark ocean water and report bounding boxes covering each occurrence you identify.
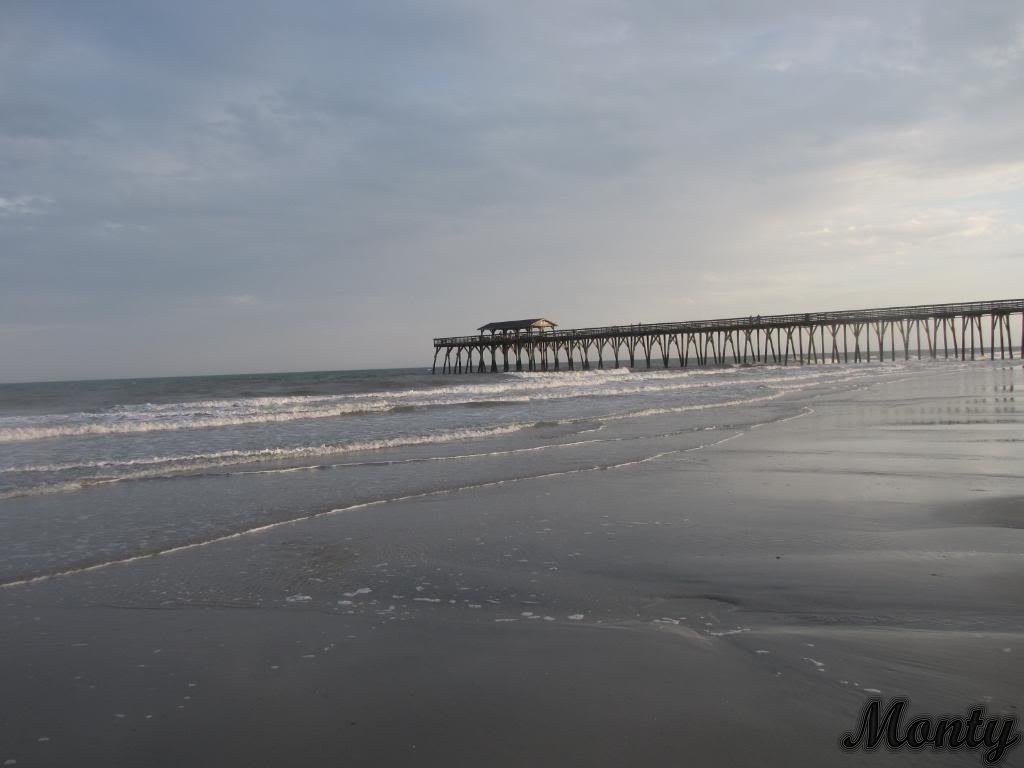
[0,362,918,584]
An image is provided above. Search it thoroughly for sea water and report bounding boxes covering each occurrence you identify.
[0,363,915,584]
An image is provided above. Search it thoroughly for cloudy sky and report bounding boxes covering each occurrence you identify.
[2,1,1022,381]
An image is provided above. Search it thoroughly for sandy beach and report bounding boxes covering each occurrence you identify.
[1,363,1022,766]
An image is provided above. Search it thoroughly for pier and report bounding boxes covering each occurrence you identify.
[432,299,1024,373]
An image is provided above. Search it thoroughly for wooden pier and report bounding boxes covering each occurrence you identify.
[432,299,1024,374]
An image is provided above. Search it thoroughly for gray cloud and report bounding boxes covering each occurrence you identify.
[1,0,1022,381]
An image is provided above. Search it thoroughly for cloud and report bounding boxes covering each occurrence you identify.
[0,1,1023,380]
[0,195,52,217]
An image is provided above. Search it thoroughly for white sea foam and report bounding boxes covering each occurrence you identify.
[0,423,550,499]
[0,400,393,442]
[1,404,818,589]
[0,394,779,500]
[0,363,907,502]
[2,424,537,476]
[0,367,890,500]
[0,363,897,443]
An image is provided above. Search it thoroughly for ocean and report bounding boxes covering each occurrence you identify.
[0,362,911,586]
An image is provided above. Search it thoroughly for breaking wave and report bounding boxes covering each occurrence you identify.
[0,423,542,497]
[0,388,811,499]
[0,364,888,443]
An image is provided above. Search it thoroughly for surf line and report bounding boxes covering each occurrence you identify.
[0,410,805,590]
[750,405,815,429]
[0,390,794,501]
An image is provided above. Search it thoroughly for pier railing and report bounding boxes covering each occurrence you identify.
[434,299,1024,346]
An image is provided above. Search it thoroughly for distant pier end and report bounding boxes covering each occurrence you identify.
[431,299,1024,374]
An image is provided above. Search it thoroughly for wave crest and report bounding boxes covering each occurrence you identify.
[0,364,891,443]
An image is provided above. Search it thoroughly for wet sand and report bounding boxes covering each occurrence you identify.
[2,365,1022,766]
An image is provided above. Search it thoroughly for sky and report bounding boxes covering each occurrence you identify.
[1,1,1023,382]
